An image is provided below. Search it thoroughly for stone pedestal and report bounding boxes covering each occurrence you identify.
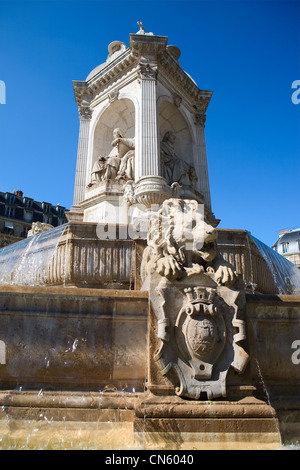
[133,176,173,208]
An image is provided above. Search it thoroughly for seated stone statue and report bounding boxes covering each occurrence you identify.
[89,128,135,185]
[114,130,135,181]
[160,131,197,186]
[90,155,111,183]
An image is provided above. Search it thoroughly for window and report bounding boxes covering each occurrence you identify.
[43,214,52,224]
[42,203,52,214]
[3,221,14,234]
[20,227,29,238]
[5,206,15,218]
[5,193,15,205]
[298,240,300,252]
[24,210,33,222]
[56,205,64,217]
[24,198,33,209]
[281,242,289,254]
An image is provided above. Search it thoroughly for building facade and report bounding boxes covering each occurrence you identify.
[272,228,300,269]
[0,190,68,248]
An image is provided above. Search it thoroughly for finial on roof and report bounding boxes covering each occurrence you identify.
[137,21,145,34]
[136,21,153,36]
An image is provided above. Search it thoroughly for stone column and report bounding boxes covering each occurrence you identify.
[134,63,172,208]
[194,113,212,211]
[137,63,159,179]
[73,103,93,206]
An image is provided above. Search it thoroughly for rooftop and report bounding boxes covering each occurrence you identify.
[272,227,300,255]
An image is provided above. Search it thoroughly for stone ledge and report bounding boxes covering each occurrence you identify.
[135,395,277,419]
[0,391,140,423]
[0,284,148,300]
[134,417,279,434]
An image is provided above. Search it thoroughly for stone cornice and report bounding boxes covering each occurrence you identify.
[156,71,211,117]
[73,48,136,107]
[73,34,213,113]
[158,51,213,111]
[129,33,168,59]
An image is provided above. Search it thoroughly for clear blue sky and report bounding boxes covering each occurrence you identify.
[0,0,299,247]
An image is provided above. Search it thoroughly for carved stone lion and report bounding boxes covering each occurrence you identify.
[27,221,54,238]
[141,198,238,287]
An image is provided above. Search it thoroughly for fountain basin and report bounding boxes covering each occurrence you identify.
[1,225,299,296]
[0,285,148,391]
[0,224,300,449]
[0,285,299,448]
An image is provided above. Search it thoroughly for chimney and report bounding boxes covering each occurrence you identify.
[15,190,23,197]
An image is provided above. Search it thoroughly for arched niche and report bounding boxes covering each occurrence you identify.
[158,100,194,166]
[92,98,135,167]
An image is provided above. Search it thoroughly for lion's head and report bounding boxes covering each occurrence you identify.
[141,198,219,281]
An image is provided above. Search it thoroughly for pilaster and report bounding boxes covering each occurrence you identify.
[73,103,93,206]
[137,62,159,179]
[129,33,172,208]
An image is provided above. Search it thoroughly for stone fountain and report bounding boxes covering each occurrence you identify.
[0,24,299,450]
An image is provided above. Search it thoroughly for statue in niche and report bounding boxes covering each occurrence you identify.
[160,131,198,186]
[89,128,135,185]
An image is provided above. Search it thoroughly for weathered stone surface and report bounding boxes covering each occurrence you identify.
[133,393,281,450]
[245,294,300,398]
[0,285,299,447]
[0,286,148,391]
